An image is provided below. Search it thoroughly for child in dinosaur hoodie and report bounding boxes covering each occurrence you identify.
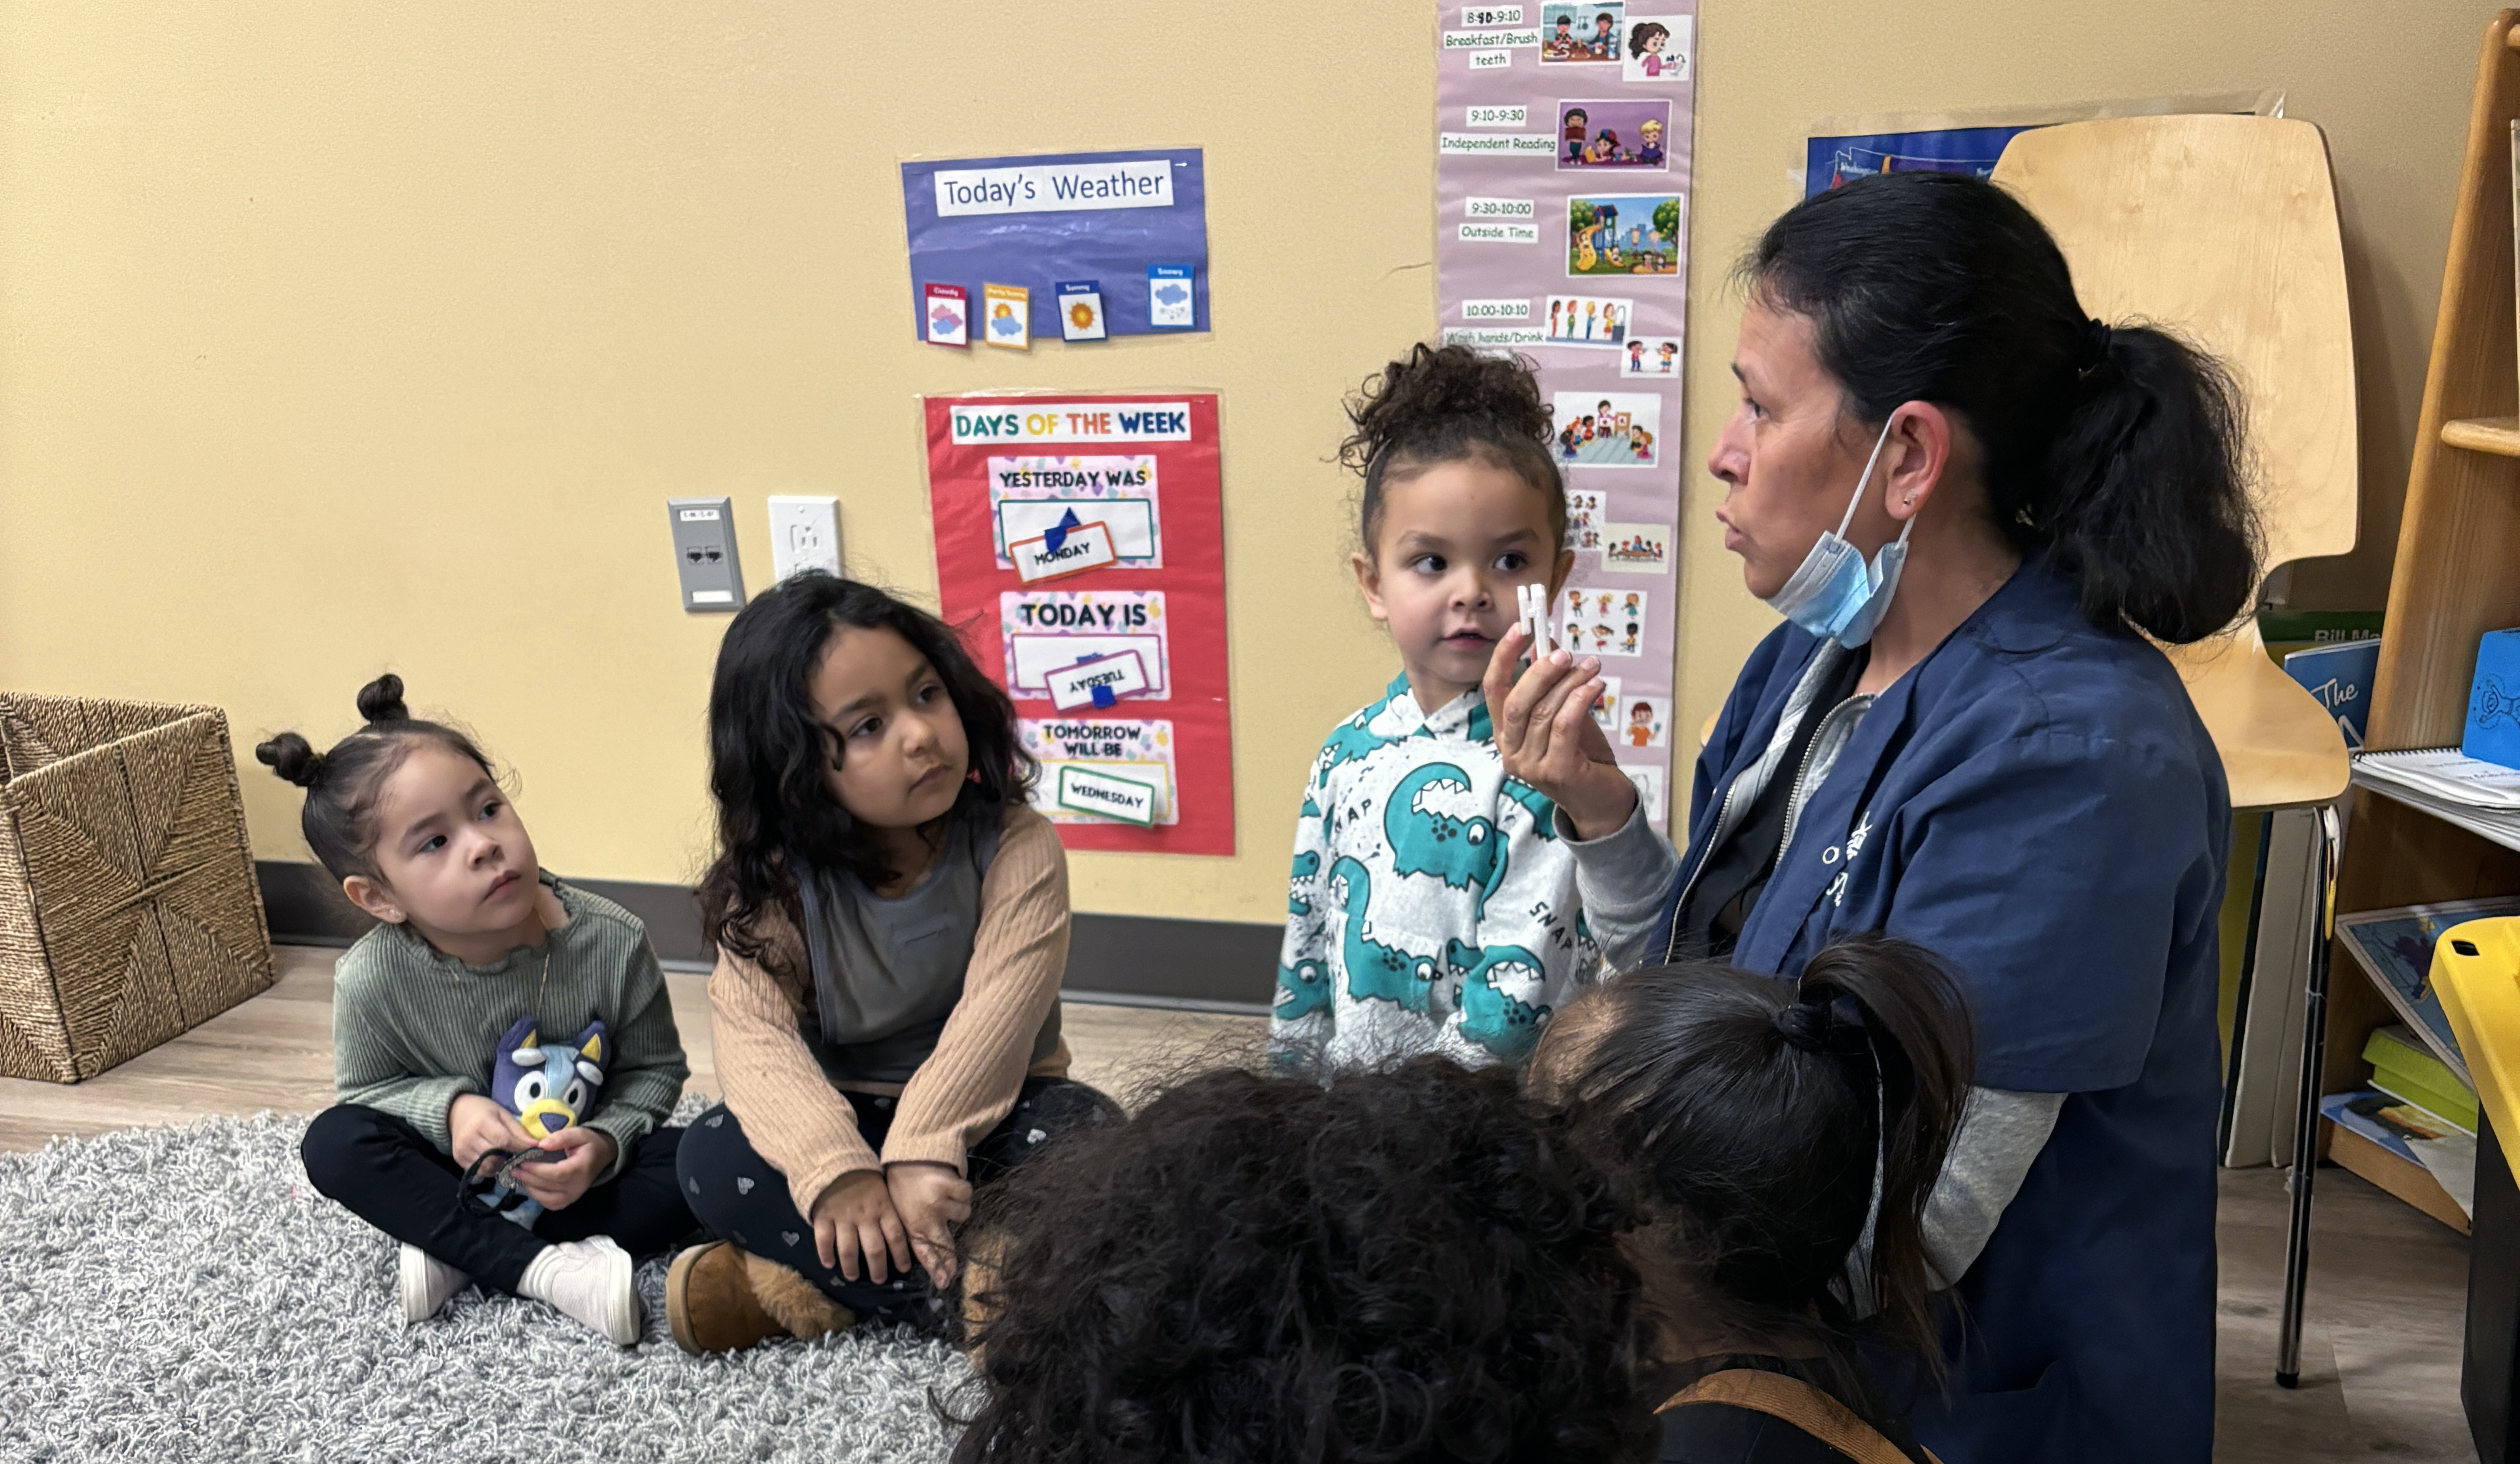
[1275,345,1603,1069]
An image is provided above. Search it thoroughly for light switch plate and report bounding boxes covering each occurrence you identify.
[768,495,842,581]
[667,497,746,612]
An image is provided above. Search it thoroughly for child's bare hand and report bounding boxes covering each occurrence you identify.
[811,1170,914,1284]
[1483,627,1637,839]
[510,1125,615,1212]
[885,1162,974,1289]
[449,1092,535,1168]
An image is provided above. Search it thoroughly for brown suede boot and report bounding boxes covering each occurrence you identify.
[742,1248,855,1342]
[666,1242,800,1355]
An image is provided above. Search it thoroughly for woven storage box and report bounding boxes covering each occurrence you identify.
[0,693,276,1082]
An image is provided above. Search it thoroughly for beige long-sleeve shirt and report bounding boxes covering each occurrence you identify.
[708,802,1072,1219]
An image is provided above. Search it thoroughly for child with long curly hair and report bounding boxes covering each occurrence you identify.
[664,573,1117,1353]
[952,1055,1658,1464]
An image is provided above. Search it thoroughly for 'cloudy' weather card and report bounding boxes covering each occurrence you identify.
[924,284,968,347]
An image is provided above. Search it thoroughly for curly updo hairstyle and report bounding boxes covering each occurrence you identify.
[1341,342,1568,557]
[254,674,498,882]
[952,1057,1656,1464]
[1744,170,2261,642]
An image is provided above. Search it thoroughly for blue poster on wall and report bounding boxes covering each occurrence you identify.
[1802,125,2036,197]
[901,148,1209,344]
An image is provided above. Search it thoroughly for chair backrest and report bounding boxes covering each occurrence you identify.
[1991,114,2357,587]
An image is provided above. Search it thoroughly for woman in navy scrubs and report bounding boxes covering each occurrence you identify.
[1489,172,2257,1462]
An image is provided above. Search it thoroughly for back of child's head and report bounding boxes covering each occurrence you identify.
[1529,935,1974,1396]
[1341,342,1567,557]
[698,572,1029,962]
[953,1056,1656,1464]
[254,674,496,882]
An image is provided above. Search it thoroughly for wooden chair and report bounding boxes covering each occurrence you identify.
[1991,113,2357,1388]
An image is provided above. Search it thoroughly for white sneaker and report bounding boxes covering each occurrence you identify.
[519,1236,641,1346]
[398,1243,471,1323]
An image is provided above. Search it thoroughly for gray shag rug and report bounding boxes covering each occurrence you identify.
[0,1105,976,1463]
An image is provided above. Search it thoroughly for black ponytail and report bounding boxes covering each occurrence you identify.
[1745,171,2259,643]
[254,673,497,882]
[1531,935,1974,1414]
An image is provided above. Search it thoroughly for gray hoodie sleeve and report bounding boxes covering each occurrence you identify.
[1923,1086,2065,1286]
[1555,801,1682,973]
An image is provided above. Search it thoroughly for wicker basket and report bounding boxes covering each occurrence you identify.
[0,693,276,1082]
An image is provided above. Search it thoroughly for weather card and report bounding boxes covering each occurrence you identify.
[1148,265,1196,329]
[1567,193,1684,277]
[1550,390,1661,469]
[988,456,1162,569]
[1561,586,1651,658]
[1621,334,1683,377]
[1001,588,1171,701]
[1556,99,1672,171]
[1057,281,1107,342]
[924,283,969,347]
[1539,1,1622,62]
[983,284,1032,349]
[1620,14,1691,82]
[1022,717,1179,826]
[1544,294,1631,348]
[1599,520,1672,574]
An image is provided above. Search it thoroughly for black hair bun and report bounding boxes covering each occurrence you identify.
[255,731,325,788]
[1339,342,1552,476]
[356,673,409,725]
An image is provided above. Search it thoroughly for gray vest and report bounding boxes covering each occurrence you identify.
[793,815,1061,1086]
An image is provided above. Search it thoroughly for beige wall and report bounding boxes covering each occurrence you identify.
[0,4,2483,926]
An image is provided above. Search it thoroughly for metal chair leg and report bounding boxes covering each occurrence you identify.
[2276,802,2341,1388]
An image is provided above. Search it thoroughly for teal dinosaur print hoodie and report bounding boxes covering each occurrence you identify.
[1274,673,1602,1068]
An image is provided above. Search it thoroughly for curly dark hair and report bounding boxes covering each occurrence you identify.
[1529,935,1975,1420]
[696,572,1034,977]
[951,1058,1657,1464]
[253,673,498,882]
[1339,342,1568,556]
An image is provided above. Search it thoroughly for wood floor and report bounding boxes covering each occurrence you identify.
[0,946,2480,1462]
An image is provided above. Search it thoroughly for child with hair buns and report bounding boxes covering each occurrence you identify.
[271,675,692,1345]
[1274,343,1602,1069]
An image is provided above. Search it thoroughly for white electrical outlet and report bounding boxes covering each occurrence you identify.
[768,495,842,581]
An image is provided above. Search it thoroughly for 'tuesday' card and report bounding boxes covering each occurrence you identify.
[1044,649,1152,711]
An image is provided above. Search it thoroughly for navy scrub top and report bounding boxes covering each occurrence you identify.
[1652,553,2230,1464]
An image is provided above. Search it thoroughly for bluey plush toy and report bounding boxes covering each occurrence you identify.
[475,1015,608,1229]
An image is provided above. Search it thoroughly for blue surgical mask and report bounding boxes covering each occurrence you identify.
[1760,418,1914,648]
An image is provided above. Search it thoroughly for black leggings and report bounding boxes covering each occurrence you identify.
[300,1104,696,1295]
[676,1076,1118,1320]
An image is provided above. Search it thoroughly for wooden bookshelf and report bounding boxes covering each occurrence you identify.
[2325,9,2520,1232]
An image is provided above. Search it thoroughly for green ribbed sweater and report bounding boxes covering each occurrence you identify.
[330,875,688,1182]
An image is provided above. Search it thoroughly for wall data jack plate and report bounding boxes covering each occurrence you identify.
[667,497,746,613]
[768,495,842,581]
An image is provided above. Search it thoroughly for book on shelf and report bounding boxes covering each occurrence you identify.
[2282,638,2379,749]
[2364,1024,2476,1133]
[2321,1089,2478,1218]
[2350,748,2520,849]
[2334,897,2500,1087]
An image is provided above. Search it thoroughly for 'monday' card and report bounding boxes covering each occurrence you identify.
[1008,515,1119,584]
[924,284,968,347]
[982,283,1030,350]
[1056,281,1106,342]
